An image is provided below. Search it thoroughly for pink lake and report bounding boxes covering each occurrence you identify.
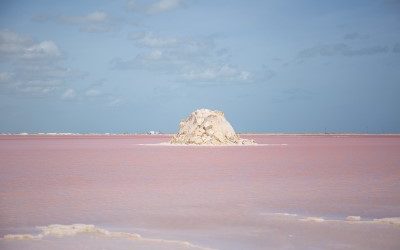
[0,134,399,249]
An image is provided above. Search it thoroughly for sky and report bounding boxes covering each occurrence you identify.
[0,0,399,133]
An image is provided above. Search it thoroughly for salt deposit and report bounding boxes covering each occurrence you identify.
[2,224,214,250]
[170,109,256,145]
[346,216,362,221]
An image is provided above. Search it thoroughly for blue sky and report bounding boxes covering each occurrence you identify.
[0,0,399,133]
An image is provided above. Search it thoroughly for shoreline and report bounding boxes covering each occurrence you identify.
[1,133,399,136]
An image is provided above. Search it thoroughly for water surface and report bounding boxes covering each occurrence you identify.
[0,134,399,249]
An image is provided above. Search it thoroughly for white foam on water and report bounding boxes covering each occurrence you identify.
[261,212,400,226]
[346,216,362,221]
[299,216,400,226]
[300,217,326,223]
[372,217,400,226]
[259,212,298,217]
[2,224,216,250]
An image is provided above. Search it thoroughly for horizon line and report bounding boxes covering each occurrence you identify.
[1,132,400,136]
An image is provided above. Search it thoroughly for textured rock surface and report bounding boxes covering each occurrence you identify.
[170,109,256,145]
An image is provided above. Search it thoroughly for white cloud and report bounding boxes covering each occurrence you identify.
[146,49,163,60]
[107,97,122,107]
[181,65,252,82]
[126,0,184,14]
[114,34,216,69]
[0,30,31,55]
[0,30,60,60]
[0,72,12,83]
[0,30,84,96]
[126,0,137,11]
[80,84,122,107]
[23,41,61,59]
[61,88,77,100]
[130,32,178,48]
[85,88,101,97]
[112,33,256,84]
[298,43,389,58]
[58,11,117,33]
[85,11,108,22]
[0,74,62,95]
[32,11,120,33]
[18,84,54,95]
[60,11,108,24]
[148,0,184,13]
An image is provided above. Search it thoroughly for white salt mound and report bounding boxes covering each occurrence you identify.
[170,109,256,145]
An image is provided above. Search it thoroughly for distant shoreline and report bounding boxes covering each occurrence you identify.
[0,133,399,136]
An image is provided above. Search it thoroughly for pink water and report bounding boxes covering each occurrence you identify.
[0,135,399,249]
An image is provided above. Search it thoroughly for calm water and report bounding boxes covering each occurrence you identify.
[0,135,399,249]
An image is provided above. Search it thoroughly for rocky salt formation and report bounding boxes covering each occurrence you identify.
[170,109,256,145]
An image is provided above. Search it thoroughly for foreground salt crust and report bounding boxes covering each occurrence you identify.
[170,109,256,145]
[2,224,214,250]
